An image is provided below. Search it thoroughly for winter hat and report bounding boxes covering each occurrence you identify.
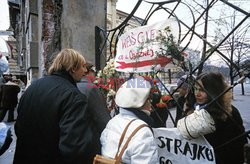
[177,75,189,89]
[115,76,151,109]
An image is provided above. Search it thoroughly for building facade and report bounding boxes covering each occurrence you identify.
[8,0,198,85]
[106,0,144,61]
[8,0,106,85]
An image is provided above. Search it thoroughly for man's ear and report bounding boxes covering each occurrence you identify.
[71,67,77,73]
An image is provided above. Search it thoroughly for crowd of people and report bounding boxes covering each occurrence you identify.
[0,48,248,164]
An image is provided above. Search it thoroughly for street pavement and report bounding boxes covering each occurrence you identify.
[232,83,250,133]
[0,83,249,164]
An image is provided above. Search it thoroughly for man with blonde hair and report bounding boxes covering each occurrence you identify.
[14,49,100,164]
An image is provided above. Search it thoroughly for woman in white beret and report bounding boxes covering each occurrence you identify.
[100,76,158,164]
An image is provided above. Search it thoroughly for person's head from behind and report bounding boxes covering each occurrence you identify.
[195,72,231,119]
[3,73,12,82]
[48,49,87,82]
[115,76,152,115]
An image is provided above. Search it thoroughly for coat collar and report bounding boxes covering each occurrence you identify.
[52,71,76,86]
[119,108,137,117]
[119,108,156,127]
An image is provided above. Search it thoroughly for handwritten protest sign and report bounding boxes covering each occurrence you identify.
[115,19,178,73]
[153,128,215,164]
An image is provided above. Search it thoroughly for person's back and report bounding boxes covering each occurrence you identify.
[14,49,98,164]
[77,62,110,133]
[0,81,20,109]
[100,77,158,164]
[14,75,64,163]
[101,109,158,164]
[14,73,100,163]
[77,77,110,133]
[205,106,247,164]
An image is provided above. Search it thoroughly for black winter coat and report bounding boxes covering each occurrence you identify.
[14,71,100,164]
[0,82,20,109]
[77,77,110,133]
[205,106,248,164]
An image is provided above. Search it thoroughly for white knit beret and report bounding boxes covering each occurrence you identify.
[115,77,151,108]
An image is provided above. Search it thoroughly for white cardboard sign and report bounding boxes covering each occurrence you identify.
[153,128,216,164]
[115,19,177,73]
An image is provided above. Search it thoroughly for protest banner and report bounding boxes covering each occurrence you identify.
[115,19,180,73]
[153,128,215,164]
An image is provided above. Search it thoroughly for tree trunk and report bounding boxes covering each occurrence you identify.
[198,0,209,76]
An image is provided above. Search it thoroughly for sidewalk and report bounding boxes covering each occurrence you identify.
[232,83,250,132]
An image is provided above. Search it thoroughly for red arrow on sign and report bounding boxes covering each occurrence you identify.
[116,56,172,69]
